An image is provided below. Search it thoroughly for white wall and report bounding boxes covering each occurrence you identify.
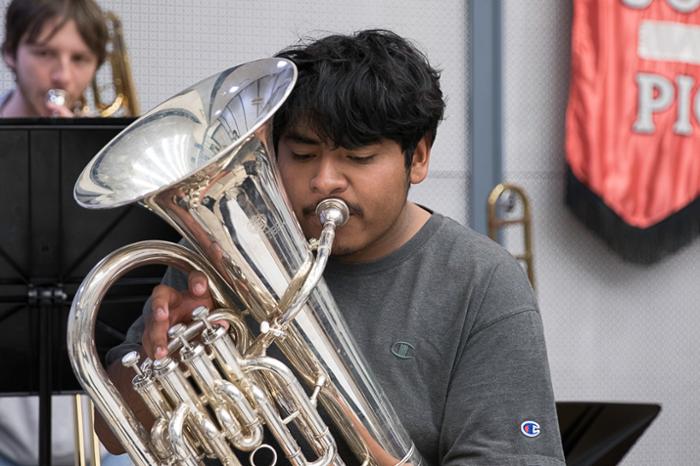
[503,1,700,464]
[0,0,469,224]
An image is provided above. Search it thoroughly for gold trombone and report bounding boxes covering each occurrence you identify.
[73,395,101,466]
[487,183,536,289]
[78,11,140,117]
[95,12,139,117]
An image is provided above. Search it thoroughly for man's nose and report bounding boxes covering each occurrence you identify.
[310,158,347,195]
[50,55,71,87]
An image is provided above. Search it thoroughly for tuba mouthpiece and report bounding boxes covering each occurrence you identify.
[316,198,350,227]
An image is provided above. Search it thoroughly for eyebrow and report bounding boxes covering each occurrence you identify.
[282,131,322,145]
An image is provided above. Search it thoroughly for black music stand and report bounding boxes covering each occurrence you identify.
[557,401,661,465]
[0,118,180,465]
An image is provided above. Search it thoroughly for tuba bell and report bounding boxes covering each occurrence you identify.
[68,58,423,466]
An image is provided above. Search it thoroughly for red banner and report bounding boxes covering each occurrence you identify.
[566,0,700,262]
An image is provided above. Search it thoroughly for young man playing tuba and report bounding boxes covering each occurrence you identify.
[100,29,565,465]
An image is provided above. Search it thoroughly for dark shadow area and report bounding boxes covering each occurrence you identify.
[558,401,661,466]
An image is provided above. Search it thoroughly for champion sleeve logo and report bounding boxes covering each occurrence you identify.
[520,420,541,438]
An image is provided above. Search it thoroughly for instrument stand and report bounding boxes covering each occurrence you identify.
[0,118,177,465]
[30,286,67,466]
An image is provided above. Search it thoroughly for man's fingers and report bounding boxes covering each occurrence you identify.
[46,102,74,117]
[212,319,230,331]
[143,303,169,359]
[152,284,180,309]
[146,285,180,359]
[144,279,215,359]
[188,270,209,297]
[187,270,215,311]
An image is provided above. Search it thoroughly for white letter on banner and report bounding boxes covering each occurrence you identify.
[667,0,700,13]
[622,0,653,8]
[693,88,700,131]
[674,75,694,135]
[633,73,674,133]
[639,21,700,65]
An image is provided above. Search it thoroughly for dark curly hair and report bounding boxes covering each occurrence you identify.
[274,29,445,168]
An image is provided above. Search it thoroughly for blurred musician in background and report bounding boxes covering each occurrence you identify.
[0,1,130,465]
[0,0,107,118]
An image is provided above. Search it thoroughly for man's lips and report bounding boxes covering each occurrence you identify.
[302,200,362,218]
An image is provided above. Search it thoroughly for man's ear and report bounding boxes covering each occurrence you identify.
[3,49,16,71]
[409,136,431,185]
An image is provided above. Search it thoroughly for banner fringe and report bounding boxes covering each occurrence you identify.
[565,166,700,264]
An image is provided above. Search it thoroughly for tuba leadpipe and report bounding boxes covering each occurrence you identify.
[68,58,423,466]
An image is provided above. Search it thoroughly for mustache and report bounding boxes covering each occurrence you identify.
[302,199,362,217]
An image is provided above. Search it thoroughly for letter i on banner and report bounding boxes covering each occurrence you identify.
[565,0,700,263]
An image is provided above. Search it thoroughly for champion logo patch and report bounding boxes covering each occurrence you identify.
[390,341,416,359]
[520,420,541,438]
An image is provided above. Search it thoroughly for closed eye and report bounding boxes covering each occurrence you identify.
[291,152,315,161]
[348,154,376,164]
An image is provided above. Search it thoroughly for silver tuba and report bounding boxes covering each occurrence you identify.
[68,58,424,466]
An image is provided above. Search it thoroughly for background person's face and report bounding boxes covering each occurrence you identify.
[5,18,98,116]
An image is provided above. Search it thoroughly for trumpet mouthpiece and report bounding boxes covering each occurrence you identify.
[46,89,68,107]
